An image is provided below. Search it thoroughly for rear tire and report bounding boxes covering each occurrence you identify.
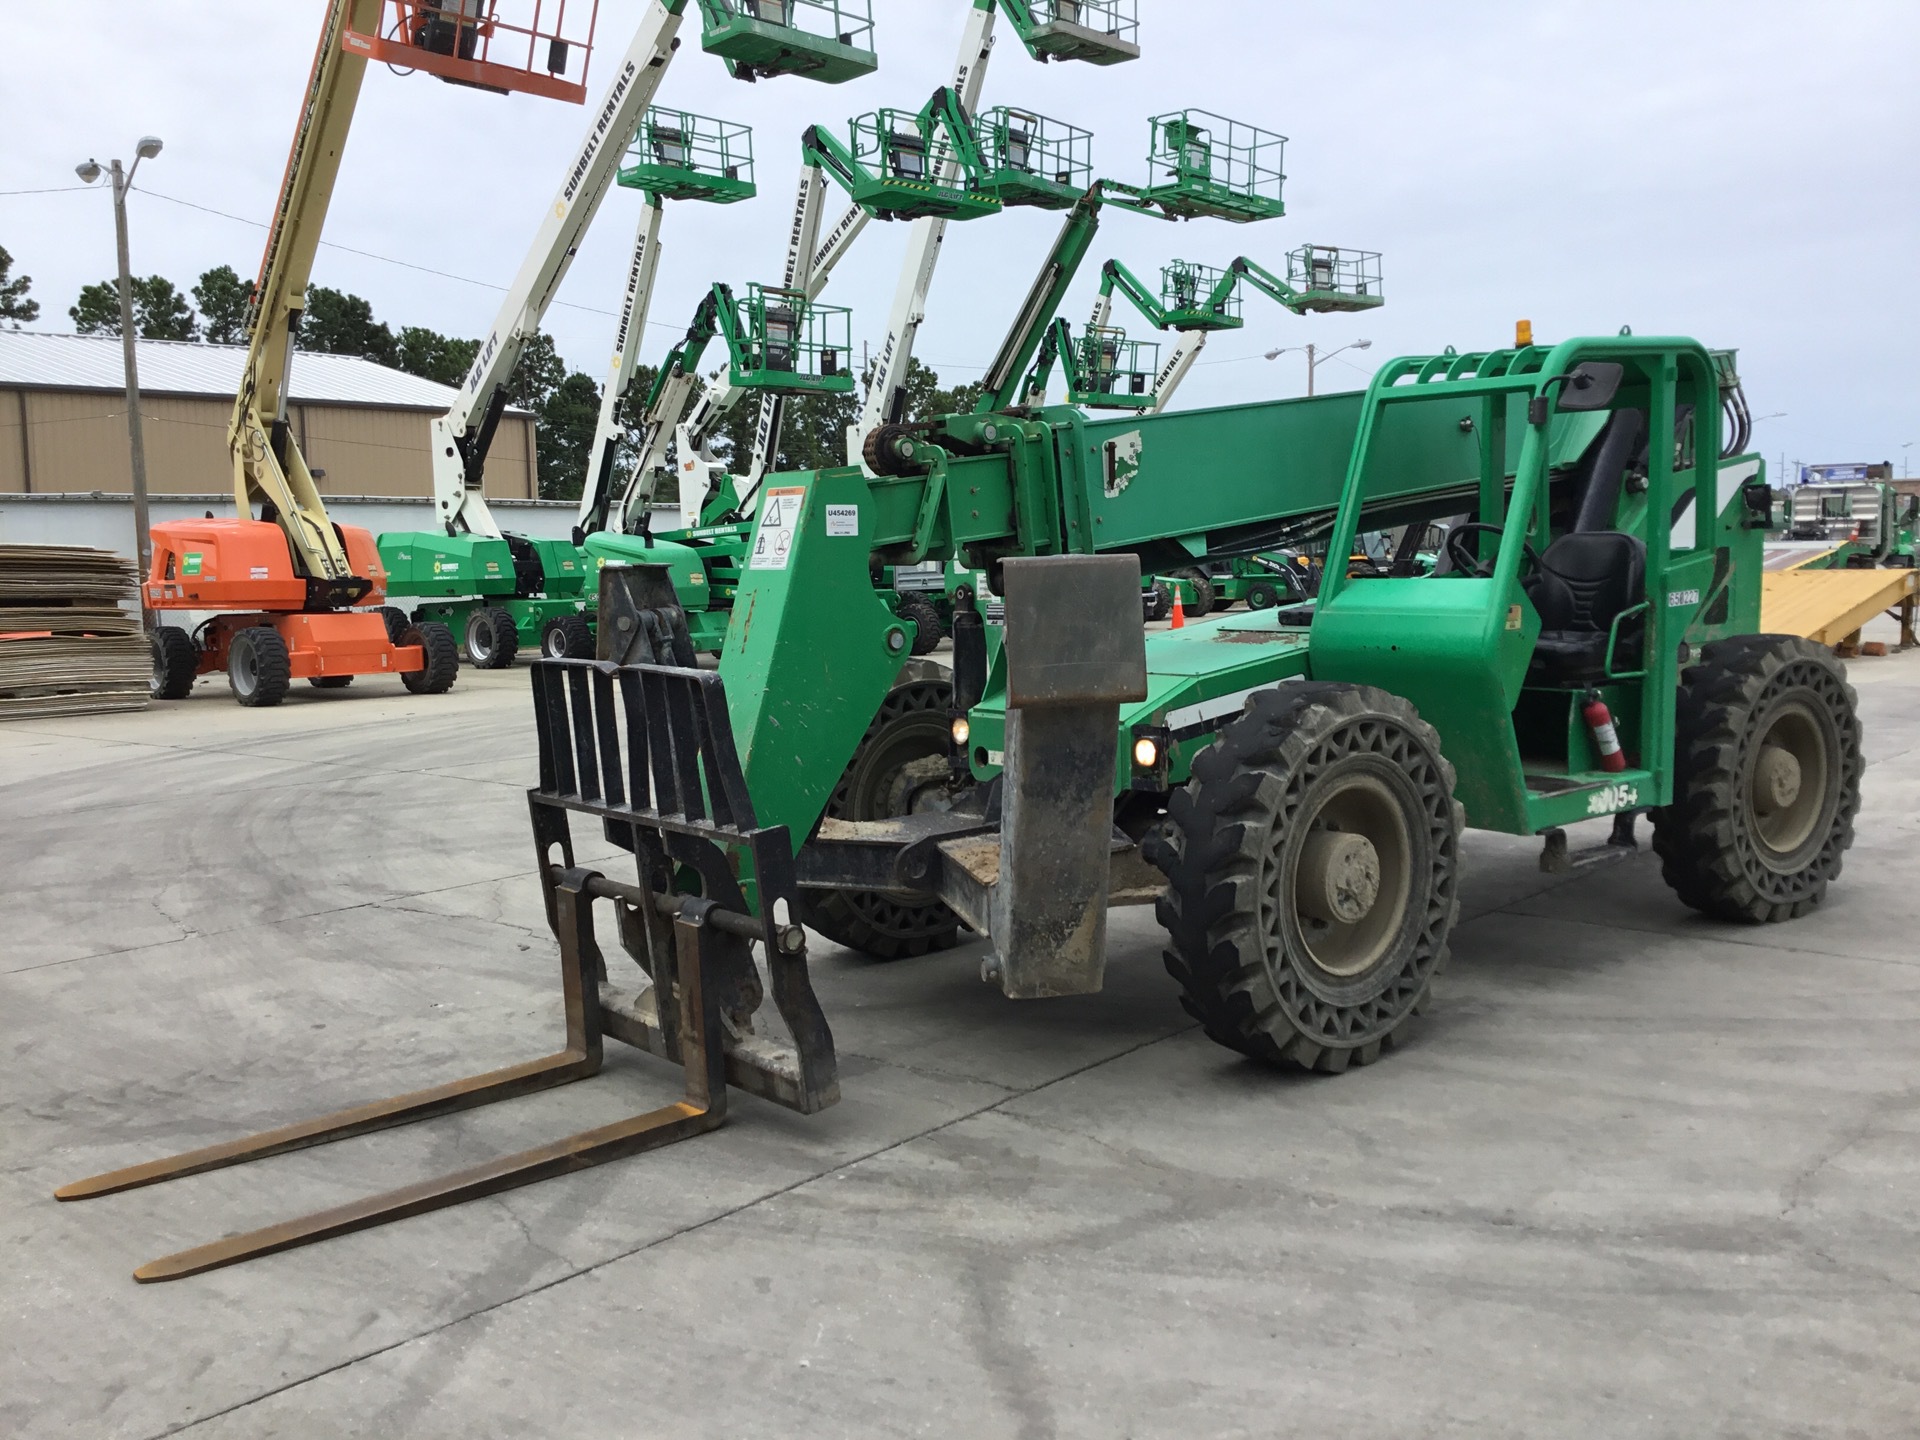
[149,625,198,700]
[1143,580,1172,621]
[541,613,595,660]
[1652,634,1861,922]
[799,677,966,960]
[308,675,354,690]
[401,621,459,694]
[1172,567,1216,617]
[228,626,291,709]
[464,606,519,669]
[1149,682,1462,1072]
[896,594,944,655]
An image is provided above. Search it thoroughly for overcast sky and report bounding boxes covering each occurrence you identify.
[6,2,1916,481]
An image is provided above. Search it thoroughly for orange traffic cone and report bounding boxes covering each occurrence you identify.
[1170,589,1186,629]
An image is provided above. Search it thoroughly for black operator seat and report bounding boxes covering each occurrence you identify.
[1523,408,1649,685]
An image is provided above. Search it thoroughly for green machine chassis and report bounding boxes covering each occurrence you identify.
[638,332,1862,1076]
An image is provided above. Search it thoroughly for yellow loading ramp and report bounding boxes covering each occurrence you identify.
[1761,567,1919,653]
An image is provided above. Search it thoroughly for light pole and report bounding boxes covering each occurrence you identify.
[76,135,163,629]
[1264,338,1371,397]
[1903,441,1912,480]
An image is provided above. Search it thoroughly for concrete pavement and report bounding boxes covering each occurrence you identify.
[4,640,1918,1439]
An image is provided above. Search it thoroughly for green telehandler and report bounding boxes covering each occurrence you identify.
[61,325,1865,1281]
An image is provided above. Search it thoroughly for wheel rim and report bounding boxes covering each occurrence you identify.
[467,614,494,664]
[231,635,258,696]
[1272,772,1414,979]
[543,625,565,659]
[1748,696,1833,861]
[150,638,169,695]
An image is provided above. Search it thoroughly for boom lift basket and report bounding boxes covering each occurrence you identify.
[346,1,600,103]
[841,108,1004,221]
[973,106,1094,210]
[1015,0,1141,65]
[1071,325,1159,409]
[618,108,758,203]
[1285,244,1384,313]
[696,0,878,84]
[730,284,854,392]
[1160,259,1240,328]
[1138,110,1286,222]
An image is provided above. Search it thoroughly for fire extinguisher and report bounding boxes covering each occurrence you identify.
[1583,688,1626,773]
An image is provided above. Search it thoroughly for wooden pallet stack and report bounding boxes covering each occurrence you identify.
[0,545,151,718]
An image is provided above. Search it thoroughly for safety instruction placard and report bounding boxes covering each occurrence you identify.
[750,486,807,571]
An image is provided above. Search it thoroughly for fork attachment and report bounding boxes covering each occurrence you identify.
[58,650,837,1282]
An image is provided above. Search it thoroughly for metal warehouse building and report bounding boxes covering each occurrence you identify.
[0,330,537,499]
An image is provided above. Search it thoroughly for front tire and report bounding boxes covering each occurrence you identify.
[896,594,944,656]
[1245,580,1281,611]
[541,613,595,660]
[149,625,198,700]
[1652,635,1861,922]
[228,626,291,708]
[800,676,967,960]
[1144,580,1173,621]
[1171,567,1217,617]
[1150,683,1462,1072]
[400,621,459,694]
[464,607,519,670]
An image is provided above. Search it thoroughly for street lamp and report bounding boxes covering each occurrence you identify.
[1264,337,1371,397]
[75,135,164,629]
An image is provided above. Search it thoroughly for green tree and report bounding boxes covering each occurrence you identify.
[393,325,480,386]
[506,331,568,411]
[0,246,39,327]
[192,265,256,345]
[299,286,394,363]
[535,370,603,502]
[70,275,199,340]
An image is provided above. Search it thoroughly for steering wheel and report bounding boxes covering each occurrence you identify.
[1444,522,1541,579]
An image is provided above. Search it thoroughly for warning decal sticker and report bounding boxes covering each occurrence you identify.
[750,486,807,571]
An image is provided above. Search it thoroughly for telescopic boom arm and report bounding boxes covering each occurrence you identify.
[429,0,692,540]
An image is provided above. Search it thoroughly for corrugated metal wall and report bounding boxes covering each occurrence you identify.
[0,388,536,499]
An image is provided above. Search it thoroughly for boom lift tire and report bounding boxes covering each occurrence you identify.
[1171,566,1216,616]
[465,606,520,669]
[309,675,354,689]
[1150,682,1463,1072]
[378,606,411,645]
[1144,580,1173,621]
[541,613,595,660]
[149,626,198,700]
[400,621,460,695]
[1651,634,1861,923]
[896,594,945,655]
[228,626,292,708]
[800,674,967,960]
[1245,580,1281,611]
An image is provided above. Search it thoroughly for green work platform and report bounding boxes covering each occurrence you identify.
[1069,327,1159,410]
[973,106,1093,210]
[1137,110,1286,223]
[1285,244,1385,313]
[841,109,1003,220]
[1013,0,1141,65]
[729,284,854,393]
[618,108,757,203]
[1159,259,1242,329]
[696,0,878,84]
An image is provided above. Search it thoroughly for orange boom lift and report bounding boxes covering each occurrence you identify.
[145,1,599,705]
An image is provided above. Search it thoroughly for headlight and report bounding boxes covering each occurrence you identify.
[951,717,971,747]
[1132,736,1159,769]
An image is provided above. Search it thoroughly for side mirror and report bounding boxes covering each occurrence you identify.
[1740,479,1774,531]
[1555,361,1624,413]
